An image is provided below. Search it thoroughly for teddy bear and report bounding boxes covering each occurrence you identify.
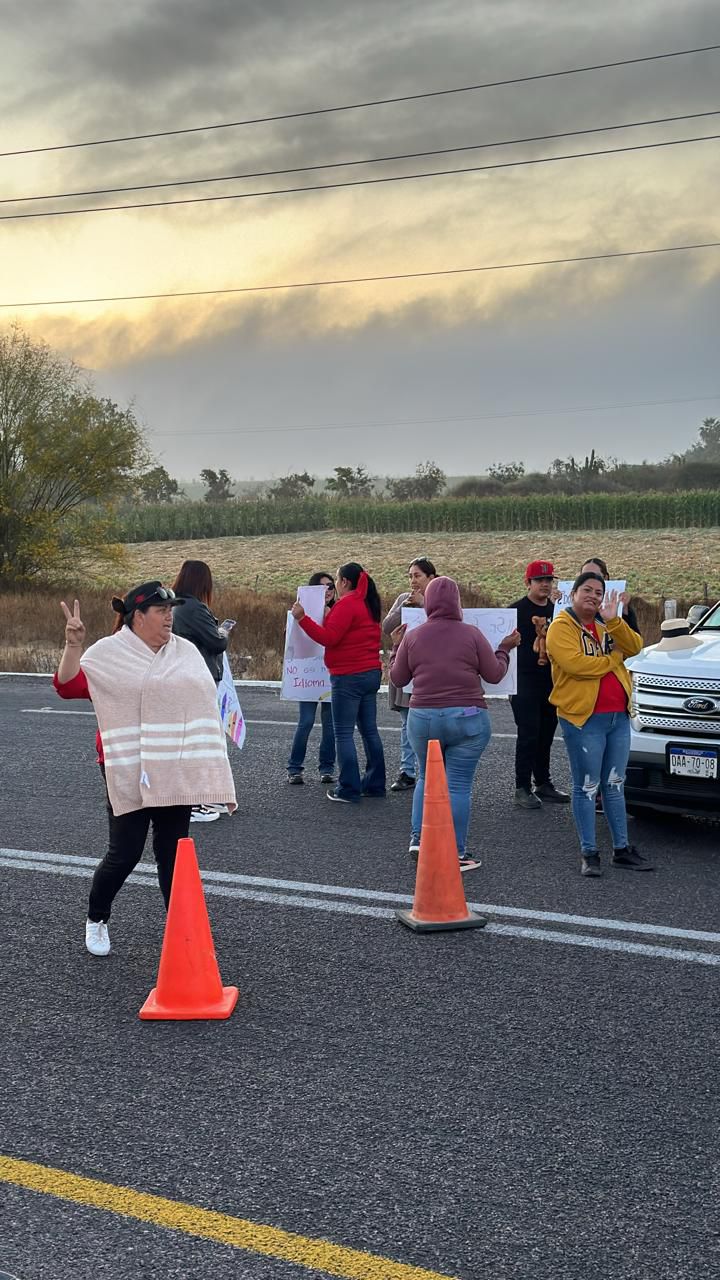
[531,615,550,665]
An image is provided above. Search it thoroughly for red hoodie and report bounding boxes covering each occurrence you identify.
[298,572,382,676]
[389,576,509,708]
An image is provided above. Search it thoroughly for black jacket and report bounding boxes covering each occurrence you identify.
[172,595,228,682]
[508,595,554,695]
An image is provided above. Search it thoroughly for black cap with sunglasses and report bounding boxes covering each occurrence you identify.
[111,581,185,617]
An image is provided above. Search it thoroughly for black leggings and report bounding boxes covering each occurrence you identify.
[88,769,192,922]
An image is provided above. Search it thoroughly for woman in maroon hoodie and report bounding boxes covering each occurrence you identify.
[390,576,520,870]
[291,562,386,803]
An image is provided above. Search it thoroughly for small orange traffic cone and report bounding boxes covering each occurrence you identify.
[139,837,238,1020]
[397,740,487,933]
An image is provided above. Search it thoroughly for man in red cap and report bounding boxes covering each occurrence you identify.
[508,560,569,809]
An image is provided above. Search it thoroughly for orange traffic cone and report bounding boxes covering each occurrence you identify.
[397,740,487,933]
[139,837,238,1020]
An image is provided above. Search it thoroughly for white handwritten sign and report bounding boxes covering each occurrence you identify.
[281,584,332,702]
[400,607,517,697]
[553,579,626,618]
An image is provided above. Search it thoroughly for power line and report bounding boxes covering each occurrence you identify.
[150,394,720,439]
[2,239,718,310]
[5,108,718,207]
[2,43,718,159]
[2,132,718,222]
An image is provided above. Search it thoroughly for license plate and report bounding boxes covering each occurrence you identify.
[667,745,718,780]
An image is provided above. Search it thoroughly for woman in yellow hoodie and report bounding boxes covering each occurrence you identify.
[546,571,651,878]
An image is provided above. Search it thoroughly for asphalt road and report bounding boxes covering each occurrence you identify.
[1,677,719,1280]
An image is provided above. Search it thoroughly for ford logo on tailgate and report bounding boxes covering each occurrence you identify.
[683,697,718,713]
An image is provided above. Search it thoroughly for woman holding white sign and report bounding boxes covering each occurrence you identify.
[287,572,337,785]
[291,563,385,803]
[390,576,520,871]
[546,571,650,878]
[580,557,640,635]
[382,556,438,792]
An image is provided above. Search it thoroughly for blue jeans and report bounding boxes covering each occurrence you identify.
[407,706,492,855]
[559,712,631,853]
[287,700,335,776]
[331,669,386,801]
[399,706,417,778]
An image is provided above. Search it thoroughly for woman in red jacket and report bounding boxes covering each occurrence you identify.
[291,562,386,803]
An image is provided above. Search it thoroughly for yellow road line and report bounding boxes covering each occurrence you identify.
[0,1156,457,1280]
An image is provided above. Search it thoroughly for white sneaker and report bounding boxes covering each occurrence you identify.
[85,918,110,956]
[190,805,221,823]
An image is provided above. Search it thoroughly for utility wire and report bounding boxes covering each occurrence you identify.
[2,240,718,310]
[1,132,718,222]
[2,43,718,159]
[150,394,720,438]
[5,108,718,207]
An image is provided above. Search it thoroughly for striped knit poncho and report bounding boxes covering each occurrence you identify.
[80,627,237,817]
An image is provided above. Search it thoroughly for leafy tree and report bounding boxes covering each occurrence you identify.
[266,471,315,501]
[137,464,184,503]
[200,468,235,502]
[325,465,374,498]
[685,417,720,462]
[0,324,147,582]
[386,460,446,501]
[488,460,525,483]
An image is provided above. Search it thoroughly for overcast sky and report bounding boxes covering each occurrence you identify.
[2,0,719,480]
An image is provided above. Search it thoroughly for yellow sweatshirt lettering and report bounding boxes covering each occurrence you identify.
[546,611,643,727]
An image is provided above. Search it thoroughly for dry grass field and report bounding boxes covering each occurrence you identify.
[2,527,717,678]
[114,528,719,599]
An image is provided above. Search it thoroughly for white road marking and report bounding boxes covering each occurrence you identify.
[2,846,719,966]
[19,707,522,738]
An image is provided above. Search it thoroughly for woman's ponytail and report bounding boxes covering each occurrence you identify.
[339,561,382,623]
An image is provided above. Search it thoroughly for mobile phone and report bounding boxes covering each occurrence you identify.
[220,619,236,632]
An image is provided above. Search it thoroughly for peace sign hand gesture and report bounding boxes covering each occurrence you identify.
[60,599,86,649]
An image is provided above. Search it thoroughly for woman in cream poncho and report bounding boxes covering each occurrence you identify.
[54,581,237,957]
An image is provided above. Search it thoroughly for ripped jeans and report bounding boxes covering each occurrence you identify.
[559,712,631,853]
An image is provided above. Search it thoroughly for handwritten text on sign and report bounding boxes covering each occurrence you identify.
[281,584,332,702]
[553,580,626,619]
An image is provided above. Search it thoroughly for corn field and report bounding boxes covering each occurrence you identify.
[111,492,720,542]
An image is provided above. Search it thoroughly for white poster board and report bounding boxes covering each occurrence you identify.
[401,607,517,697]
[553,579,626,618]
[281,584,332,702]
[218,652,246,749]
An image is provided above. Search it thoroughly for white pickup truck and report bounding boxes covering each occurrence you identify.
[625,602,720,815]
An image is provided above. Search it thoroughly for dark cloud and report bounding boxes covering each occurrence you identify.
[4,0,719,191]
[88,255,719,478]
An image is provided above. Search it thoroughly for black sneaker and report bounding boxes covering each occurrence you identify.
[581,853,602,877]
[514,786,542,810]
[319,773,335,784]
[534,782,570,804]
[287,773,304,785]
[390,772,416,791]
[612,846,655,872]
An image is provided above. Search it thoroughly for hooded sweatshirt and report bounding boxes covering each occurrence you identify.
[546,609,643,726]
[389,576,509,708]
[297,571,382,676]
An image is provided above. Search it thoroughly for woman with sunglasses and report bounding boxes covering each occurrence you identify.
[287,572,337,785]
[382,557,437,791]
[291,563,385,803]
[53,581,236,956]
